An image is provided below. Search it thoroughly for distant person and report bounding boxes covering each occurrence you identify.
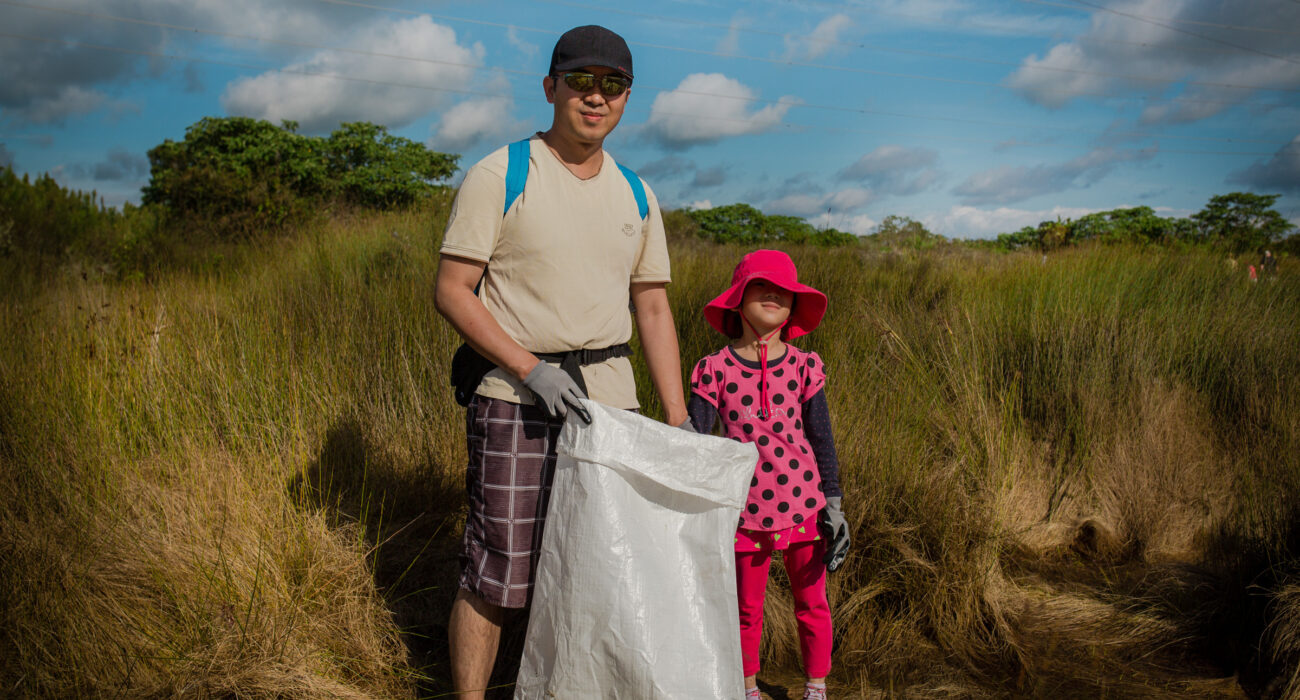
[1260,250,1278,278]
[433,25,690,699]
[687,249,851,700]
[1250,264,1259,283]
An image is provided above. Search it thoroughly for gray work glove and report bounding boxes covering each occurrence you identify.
[817,496,850,573]
[676,418,697,433]
[522,362,591,425]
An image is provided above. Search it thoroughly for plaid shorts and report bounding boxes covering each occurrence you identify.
[458,395,564,609]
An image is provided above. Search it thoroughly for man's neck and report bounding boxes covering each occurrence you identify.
[539,129,604,179]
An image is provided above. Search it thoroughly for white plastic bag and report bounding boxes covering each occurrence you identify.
[514,400,757,700]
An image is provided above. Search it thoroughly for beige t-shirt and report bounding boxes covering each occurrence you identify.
[439,134,670,409]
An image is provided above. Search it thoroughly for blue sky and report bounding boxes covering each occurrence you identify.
[2,0,1297,238]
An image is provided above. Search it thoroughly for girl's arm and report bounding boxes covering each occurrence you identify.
[802,389,842,498]
[686,393,719,434]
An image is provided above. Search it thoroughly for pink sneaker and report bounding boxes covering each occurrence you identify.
[803,683,828,700]
[745,687,762,700]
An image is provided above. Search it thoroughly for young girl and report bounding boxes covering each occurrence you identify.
[688,249,850,700]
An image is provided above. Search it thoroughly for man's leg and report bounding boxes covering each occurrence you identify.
[449,588,507,698]
[452,396,560,696]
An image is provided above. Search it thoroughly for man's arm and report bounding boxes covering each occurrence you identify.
[434,254,539,382]
[630,281,688,426]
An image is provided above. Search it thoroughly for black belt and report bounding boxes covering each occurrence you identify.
[449,342,631,407]
[534,343,633,396]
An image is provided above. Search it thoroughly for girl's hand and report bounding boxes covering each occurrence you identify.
[818,496,850,572]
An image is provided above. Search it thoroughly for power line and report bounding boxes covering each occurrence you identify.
[1054,0,1300,66]
[733,0,1291,57]
[1020,0,1300,36]
[301,0,1300,94]
[0,32,507,101]
[12,0,1300,118]
[1,30,1291,156]
[0,0,540,81]
[535,0,1299,94]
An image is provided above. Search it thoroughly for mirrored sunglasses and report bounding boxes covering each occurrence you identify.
[560,71,631,97]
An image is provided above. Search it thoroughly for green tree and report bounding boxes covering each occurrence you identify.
[143,117,322,236]
[1071,206,1192,245]
[324,122,458,208]
[864,215,947,249]
[1190,192,1294,253]
[995,226,1039,252]
[0,167,117,257]
[688,203,771,244]
[685,203,856,246]
[143,116,458,237]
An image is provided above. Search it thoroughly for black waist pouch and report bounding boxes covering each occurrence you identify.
[450,343,496,407]
[450,342,633,407]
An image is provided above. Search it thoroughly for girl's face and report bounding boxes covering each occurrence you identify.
[739,279,793,336]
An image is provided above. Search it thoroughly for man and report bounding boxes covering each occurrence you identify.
[1260,249,1278,277]
[433,25,690,698]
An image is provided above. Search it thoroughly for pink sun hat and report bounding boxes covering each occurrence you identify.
[703,249,827,340]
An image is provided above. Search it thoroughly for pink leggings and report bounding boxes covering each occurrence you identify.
[735,540,833,678]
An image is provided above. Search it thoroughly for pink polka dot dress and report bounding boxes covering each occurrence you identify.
[690,345,828,550]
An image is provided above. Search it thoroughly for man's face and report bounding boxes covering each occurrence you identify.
[544,66,629,147]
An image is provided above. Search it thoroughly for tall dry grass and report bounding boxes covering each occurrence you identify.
[1,200,469,696]
[2,207,1297,697]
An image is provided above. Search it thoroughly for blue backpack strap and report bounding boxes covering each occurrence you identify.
[616,162,649,220]
[506,137,647,221]
[503,138,530,215]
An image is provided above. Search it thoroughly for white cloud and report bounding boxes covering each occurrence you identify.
[91,147,150,181]
[430,97,526,153]
[864,0,1084,38]
[687,199,713,210]
[644,73,796,150]
[1007,0,1300,122]
[1,0,369,123]
[692,167,726,188]
[506,26,539,60]
[1008,43,1113,110]
[839,145,942,195]
[1229,134,1300,194]
[826,187,875,211]
[716,14,748,55]
[6,86,136,125]
[222,16,483,133]
[639,155,697,179]
[953,146,1157,205]
[783,14,853,61]
[925,204,1101,239]
[809,211,877,236]
[765,193,825,217]
[766,186,874,217]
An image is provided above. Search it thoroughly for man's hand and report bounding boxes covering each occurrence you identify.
[818,496,850,573]
[523,363,591,424]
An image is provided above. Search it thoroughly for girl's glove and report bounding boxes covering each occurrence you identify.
[523,363,591,425]
[817,496,850,572]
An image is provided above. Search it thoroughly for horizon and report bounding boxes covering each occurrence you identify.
[1,0,1297,239]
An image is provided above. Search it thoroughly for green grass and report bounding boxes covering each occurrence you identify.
[2,206,1297,698]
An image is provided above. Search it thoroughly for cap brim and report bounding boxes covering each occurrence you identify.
[552,57,633,78]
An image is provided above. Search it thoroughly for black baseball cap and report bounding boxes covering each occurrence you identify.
[549,25,633,80]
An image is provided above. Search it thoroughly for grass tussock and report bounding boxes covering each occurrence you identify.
[2,452,409,697]
[2,206,1298,697]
